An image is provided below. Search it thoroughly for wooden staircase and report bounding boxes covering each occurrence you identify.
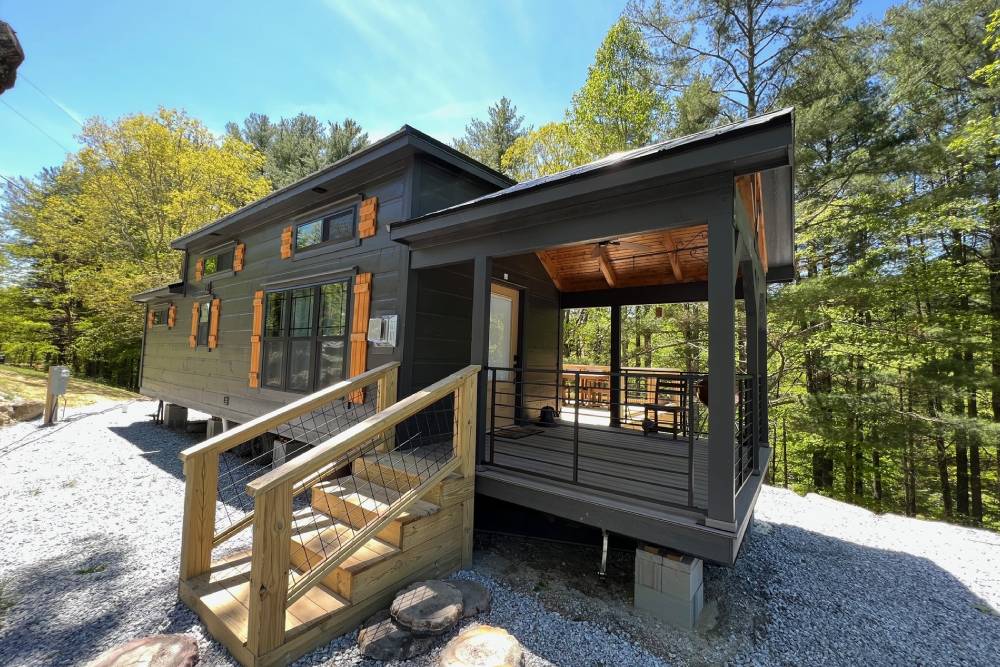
[176,364,479,667]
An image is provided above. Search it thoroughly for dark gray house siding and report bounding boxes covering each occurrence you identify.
[138,139,512,424]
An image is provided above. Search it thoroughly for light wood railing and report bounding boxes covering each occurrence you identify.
[240,364,479,656]
[177,362,400,582]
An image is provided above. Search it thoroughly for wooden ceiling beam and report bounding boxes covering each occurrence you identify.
[597,246,617,287]
[661,231,683,282]
[535,250,566,291]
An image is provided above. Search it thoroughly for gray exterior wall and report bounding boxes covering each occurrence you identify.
[139,154,504,424]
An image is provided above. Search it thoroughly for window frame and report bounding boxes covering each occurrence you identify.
[196,301,211,347]
[150,308,167,327]
[293,204,359,256]
[198,244,236,280]
[260,278,352,393]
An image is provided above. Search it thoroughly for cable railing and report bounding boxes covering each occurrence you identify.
[484,366,708,511]
[735,374,755,493]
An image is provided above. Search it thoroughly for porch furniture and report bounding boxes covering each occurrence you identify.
[643,375,688,438]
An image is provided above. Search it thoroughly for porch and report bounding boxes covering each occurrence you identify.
[391,109,794,565]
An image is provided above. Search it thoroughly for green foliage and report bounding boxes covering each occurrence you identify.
[226,112,369,189]
[568,18,667,158]
[0,107,270,380]
[501,122,580,182]
[453,97,529,176]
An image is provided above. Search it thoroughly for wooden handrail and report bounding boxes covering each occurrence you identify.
[246,365,480,498]
[178,362,400,462]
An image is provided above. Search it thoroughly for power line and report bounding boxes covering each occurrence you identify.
[20,74,84,128]
[0,172,32,198]
[0,99,74,153]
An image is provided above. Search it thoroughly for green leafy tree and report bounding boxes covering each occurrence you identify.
[500,122,580,182]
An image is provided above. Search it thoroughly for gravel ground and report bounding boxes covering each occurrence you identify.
[1,400,998,666]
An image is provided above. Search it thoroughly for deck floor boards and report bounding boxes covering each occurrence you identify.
[487,420,708,510]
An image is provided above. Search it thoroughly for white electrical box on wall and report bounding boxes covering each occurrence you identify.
[367,314,398,348]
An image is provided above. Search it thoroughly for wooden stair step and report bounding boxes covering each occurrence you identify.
[180,550,349,645]
[289,505,401,600]
[311,475,439,545]
[352,448,468,507]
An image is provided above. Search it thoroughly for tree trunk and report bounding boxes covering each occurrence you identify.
[873,448,883,506]
[931,398,953,518]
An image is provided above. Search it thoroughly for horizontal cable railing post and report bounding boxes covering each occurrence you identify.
[178,362,400,463]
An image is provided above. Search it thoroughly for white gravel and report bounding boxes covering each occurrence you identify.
[0,400,998,666]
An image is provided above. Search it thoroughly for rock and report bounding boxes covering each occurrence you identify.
[450,579,492,618]
[439,625,522,667]
[358,609,436,661]
[86,634,199,667]
[0,400,44,423]
[390,580,464,636]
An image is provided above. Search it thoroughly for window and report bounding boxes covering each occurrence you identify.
[151,309,166,326]
[202,249,234,277]
[295,207,356,251]
[261,280,351,392]
[196,302,211,347]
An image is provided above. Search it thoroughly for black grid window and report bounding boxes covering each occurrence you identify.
[196,302,211,346]
[151,309,166,326]
[261,279,351,392]
[295,207,356,251]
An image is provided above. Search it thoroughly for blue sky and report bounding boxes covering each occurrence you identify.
[1,0,895,180]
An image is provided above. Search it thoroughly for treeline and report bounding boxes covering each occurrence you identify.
[452,0,998,528]
[0,108,369,386]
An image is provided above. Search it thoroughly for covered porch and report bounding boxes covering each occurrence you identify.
[391,109,794,565]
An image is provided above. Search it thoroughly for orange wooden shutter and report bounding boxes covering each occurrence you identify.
[359,197,378,239]
[249,290,264,388]
[189,302,199,348]
[234,242,246,272]
[208,298,221,349]
[348,273,372,402]
[280,226,293,259]
[194,258,204,281]
[167,303,176,329]
[147,310,154,329]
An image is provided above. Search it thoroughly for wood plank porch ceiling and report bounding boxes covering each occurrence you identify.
[535,224,709,293]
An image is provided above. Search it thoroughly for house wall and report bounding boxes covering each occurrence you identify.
[139,154,505,425]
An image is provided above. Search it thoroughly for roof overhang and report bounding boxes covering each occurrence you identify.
[169,126,513,252]
[391,109,795,284]
[132,281,184,303]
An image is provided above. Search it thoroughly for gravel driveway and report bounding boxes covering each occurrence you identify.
[1,401,998,666]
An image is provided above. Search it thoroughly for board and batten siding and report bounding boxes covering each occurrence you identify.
[140,170,409,424]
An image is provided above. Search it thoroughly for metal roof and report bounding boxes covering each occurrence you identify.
[396,107,794,227]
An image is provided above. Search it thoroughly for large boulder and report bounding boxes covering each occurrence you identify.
[390,580,464,636]
[439,625,522,667]
[450,579,492,618]
[86,634,199,667]
[358,609,436,661]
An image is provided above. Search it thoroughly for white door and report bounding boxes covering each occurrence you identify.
[488,283,519,428]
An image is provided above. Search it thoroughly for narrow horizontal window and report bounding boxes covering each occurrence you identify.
[151,309,167,326]
[201,249,235,277]
[294,206,357,251]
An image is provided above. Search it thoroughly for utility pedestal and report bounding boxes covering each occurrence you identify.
[634,546,704,630]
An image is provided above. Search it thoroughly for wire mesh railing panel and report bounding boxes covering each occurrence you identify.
[284,394,457,588]
[210,380,382,551]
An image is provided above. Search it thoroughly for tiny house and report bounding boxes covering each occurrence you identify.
[136,110,795,666]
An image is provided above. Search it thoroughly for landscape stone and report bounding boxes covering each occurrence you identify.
[358,609,436,661]
[86,634,199,667]
[439,625,522,667]
[450,579,492,618]
[390,580,464,636]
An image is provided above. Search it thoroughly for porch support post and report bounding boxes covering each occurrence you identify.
[610,304,622,427]
[471,255,493,467]
[706,176,736,531]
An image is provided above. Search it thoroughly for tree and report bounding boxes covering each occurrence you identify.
[453,97,529,176]
[569,17,667,158]
[500,122,580,182]
[628,0,854,118]
[227,113,369,189]
[1,107,270,379]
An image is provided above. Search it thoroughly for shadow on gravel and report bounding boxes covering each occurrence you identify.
[108,421,196,482]
[0,538,133,666]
